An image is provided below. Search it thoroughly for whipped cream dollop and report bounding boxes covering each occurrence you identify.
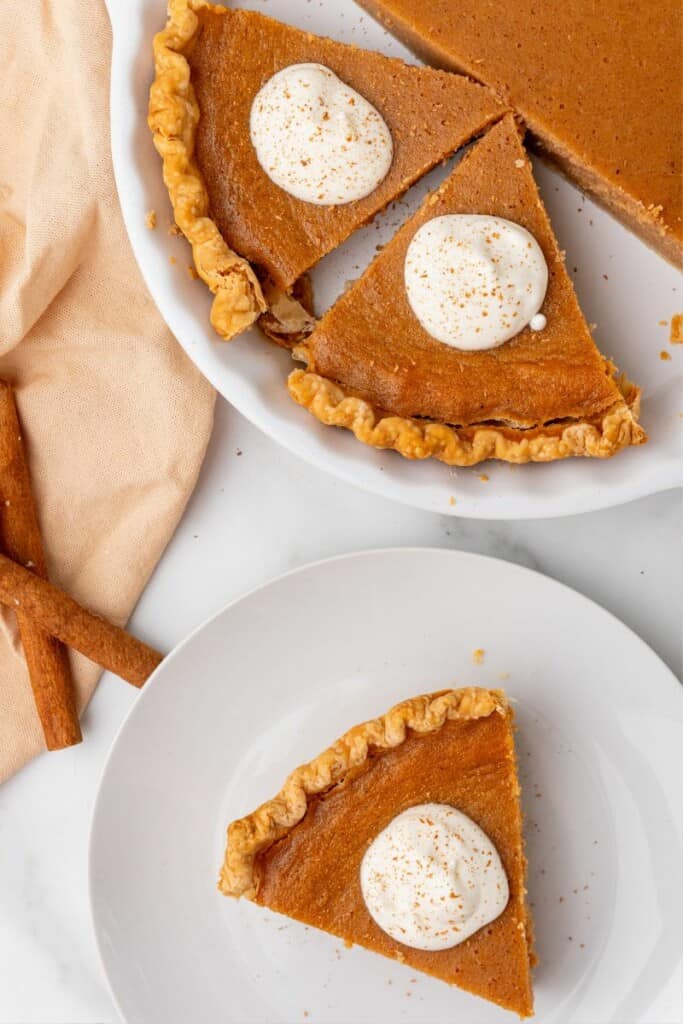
[249,63,393,206]
[360,803,509,951]
[404,214,549,350]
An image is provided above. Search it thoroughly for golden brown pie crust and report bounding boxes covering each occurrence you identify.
[288,365,643,466]
[149,0,267,340]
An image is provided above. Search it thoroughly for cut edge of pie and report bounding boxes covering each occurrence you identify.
[149,0,268,340]
[287,361,643,466]
[221,686,508,898]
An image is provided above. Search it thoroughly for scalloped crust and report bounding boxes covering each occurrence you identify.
[148,0,267,340]
[219,686,507,899]
[287,356,646,466]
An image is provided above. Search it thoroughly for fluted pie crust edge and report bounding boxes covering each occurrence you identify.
[219,686,508,899]
[287,358,645,467]
[148,0,267,340]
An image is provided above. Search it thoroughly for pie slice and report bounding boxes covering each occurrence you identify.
[220,687,534,1017]
[149,0,507,339]
[289,114,646,466]
[358,0,683,267]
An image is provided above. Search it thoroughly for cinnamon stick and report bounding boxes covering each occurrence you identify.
[0,382,81,750]
[0,552,163,686]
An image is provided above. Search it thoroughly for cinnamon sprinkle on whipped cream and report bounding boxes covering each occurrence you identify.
[404,214,549,350]
[250,63,393,206]
[360,803,509,951]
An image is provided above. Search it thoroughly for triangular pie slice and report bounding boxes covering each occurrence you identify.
[149,0,507,339]
[220,687,535,1018]
[289,114,646,465]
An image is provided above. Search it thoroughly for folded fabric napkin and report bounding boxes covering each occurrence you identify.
[0,0,215,780]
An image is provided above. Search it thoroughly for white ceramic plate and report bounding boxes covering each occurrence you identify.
[105,0,682,520]
[90,548,682,1023]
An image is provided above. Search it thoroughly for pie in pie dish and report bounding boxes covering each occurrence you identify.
[149,0,506,340]
[149,3,645,468]
[220,686,535,1018]
[289,115,646,465]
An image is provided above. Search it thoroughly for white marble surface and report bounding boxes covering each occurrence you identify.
[0,397,680,1023]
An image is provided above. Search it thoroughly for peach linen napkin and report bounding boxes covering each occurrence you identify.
[0,1,216,780]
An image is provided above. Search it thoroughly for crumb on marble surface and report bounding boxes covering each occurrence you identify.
[472,648,485,665]
[145,209,157,229]
[660,350,672,361]
[670,313,683,344]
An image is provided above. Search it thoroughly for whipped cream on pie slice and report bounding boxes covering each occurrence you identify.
[404,214,549,350]
[360,802,509,951]
[250,63,393,206]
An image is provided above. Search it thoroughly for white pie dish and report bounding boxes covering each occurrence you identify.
[105,0,683,518]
